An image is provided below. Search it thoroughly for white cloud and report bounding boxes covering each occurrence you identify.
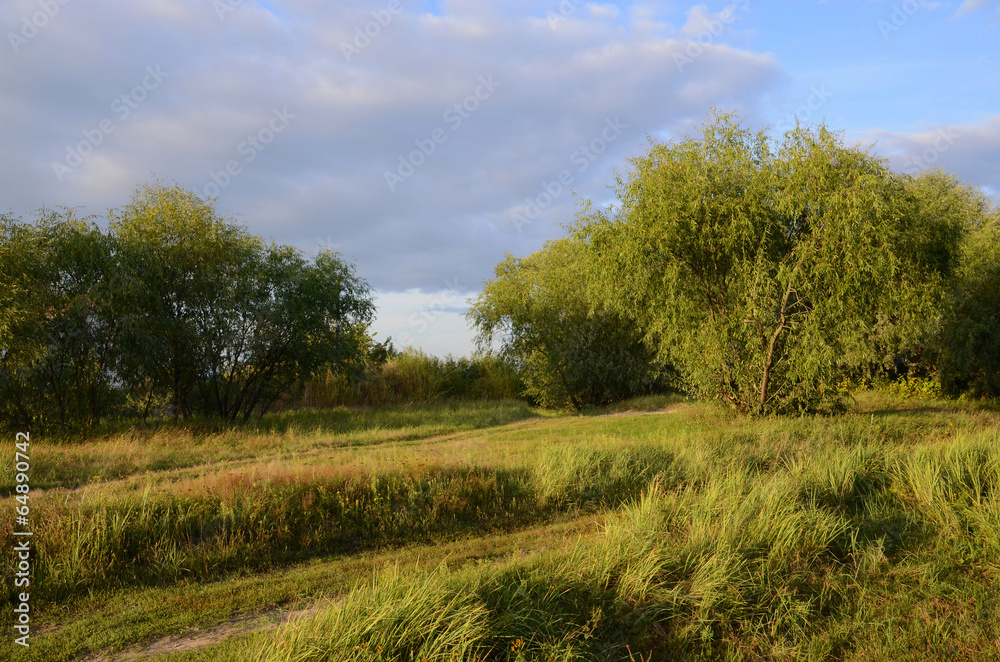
[956,0,1000,18]
[867,114,1000,195]
[587,3,622,21]
[0,1,790,354]
[680,2,746,37]
[3,1,780,284]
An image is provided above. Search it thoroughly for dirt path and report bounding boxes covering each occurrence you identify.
[63,407,643,661]
[74,513,603,661]
[79,601,334,661]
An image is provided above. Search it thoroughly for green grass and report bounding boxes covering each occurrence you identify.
[240,423,1000,661]
[21,514,601,662]
[4,392,1000,661]
[1,399,538,492]
[4,423,687,603]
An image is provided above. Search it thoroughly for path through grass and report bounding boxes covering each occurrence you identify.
[4,394,999,661]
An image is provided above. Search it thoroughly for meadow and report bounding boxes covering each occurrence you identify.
[3,392,1000,661]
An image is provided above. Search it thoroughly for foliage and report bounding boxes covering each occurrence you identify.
[0,210,122,429]
[578,112,964,414]
[884,376,943,400]
[109,182,376,421]
[869,171,992,381]
[939,197,1000,397]
[0,182,376,430]
[0,214,20,348]
[301,349,523,407]
[468,238,670,410]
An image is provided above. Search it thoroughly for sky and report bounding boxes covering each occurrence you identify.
[2,0,998,356]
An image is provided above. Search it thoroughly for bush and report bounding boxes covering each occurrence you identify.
[300,350,523,407]
[884,376,943,400]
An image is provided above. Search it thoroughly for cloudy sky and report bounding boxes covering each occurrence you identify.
[2,0,998,356]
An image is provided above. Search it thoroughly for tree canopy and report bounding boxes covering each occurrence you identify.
[575,112,983,414]
[467,238,668,410]
[0,182,375,430]
[938,198,1000,398]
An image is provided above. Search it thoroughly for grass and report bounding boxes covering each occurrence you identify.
[3,392,1000,661]
[240,421,1000,661]
[23,514,602,662]
[4,416,688,603]
[0,399,538,492]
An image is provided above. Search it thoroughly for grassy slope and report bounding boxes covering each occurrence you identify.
[238,395,1000,661]
[28,514,602,662]
[2,400,539,492]
[3,394,1000,661]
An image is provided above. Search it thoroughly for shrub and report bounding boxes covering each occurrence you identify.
[300,350,523,407]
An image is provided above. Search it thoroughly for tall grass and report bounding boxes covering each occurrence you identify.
[0,399,537,491]
[300,351,523,407]
[8,401,999,607]
[11,397,1000,660]
[2,443,689,605]
[239,431,1000,661]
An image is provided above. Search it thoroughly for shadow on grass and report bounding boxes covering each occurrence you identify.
[34,399,542,444]
[9,445,684,608]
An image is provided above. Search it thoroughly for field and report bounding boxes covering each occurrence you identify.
[3,393,1000,661]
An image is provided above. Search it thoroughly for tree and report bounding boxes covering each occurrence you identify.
[578,112,960,414]
[467,238,667,410]
[1,181,379,430]
[0,210,121,429]
[873,171,989,379]
[110,182,261,419]
[0,214,20,347]
[110,182,376,421]
[199,244,376,421]
[0,213,49,429]
[939,197,1000,397]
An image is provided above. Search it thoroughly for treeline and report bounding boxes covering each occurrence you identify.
[469,113,1000,414]
[0,183,379,430]
[4,114,996,426]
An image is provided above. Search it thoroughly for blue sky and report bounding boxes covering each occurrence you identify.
[2,0,998,356]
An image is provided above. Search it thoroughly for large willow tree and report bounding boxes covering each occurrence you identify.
[578,113,963,414]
